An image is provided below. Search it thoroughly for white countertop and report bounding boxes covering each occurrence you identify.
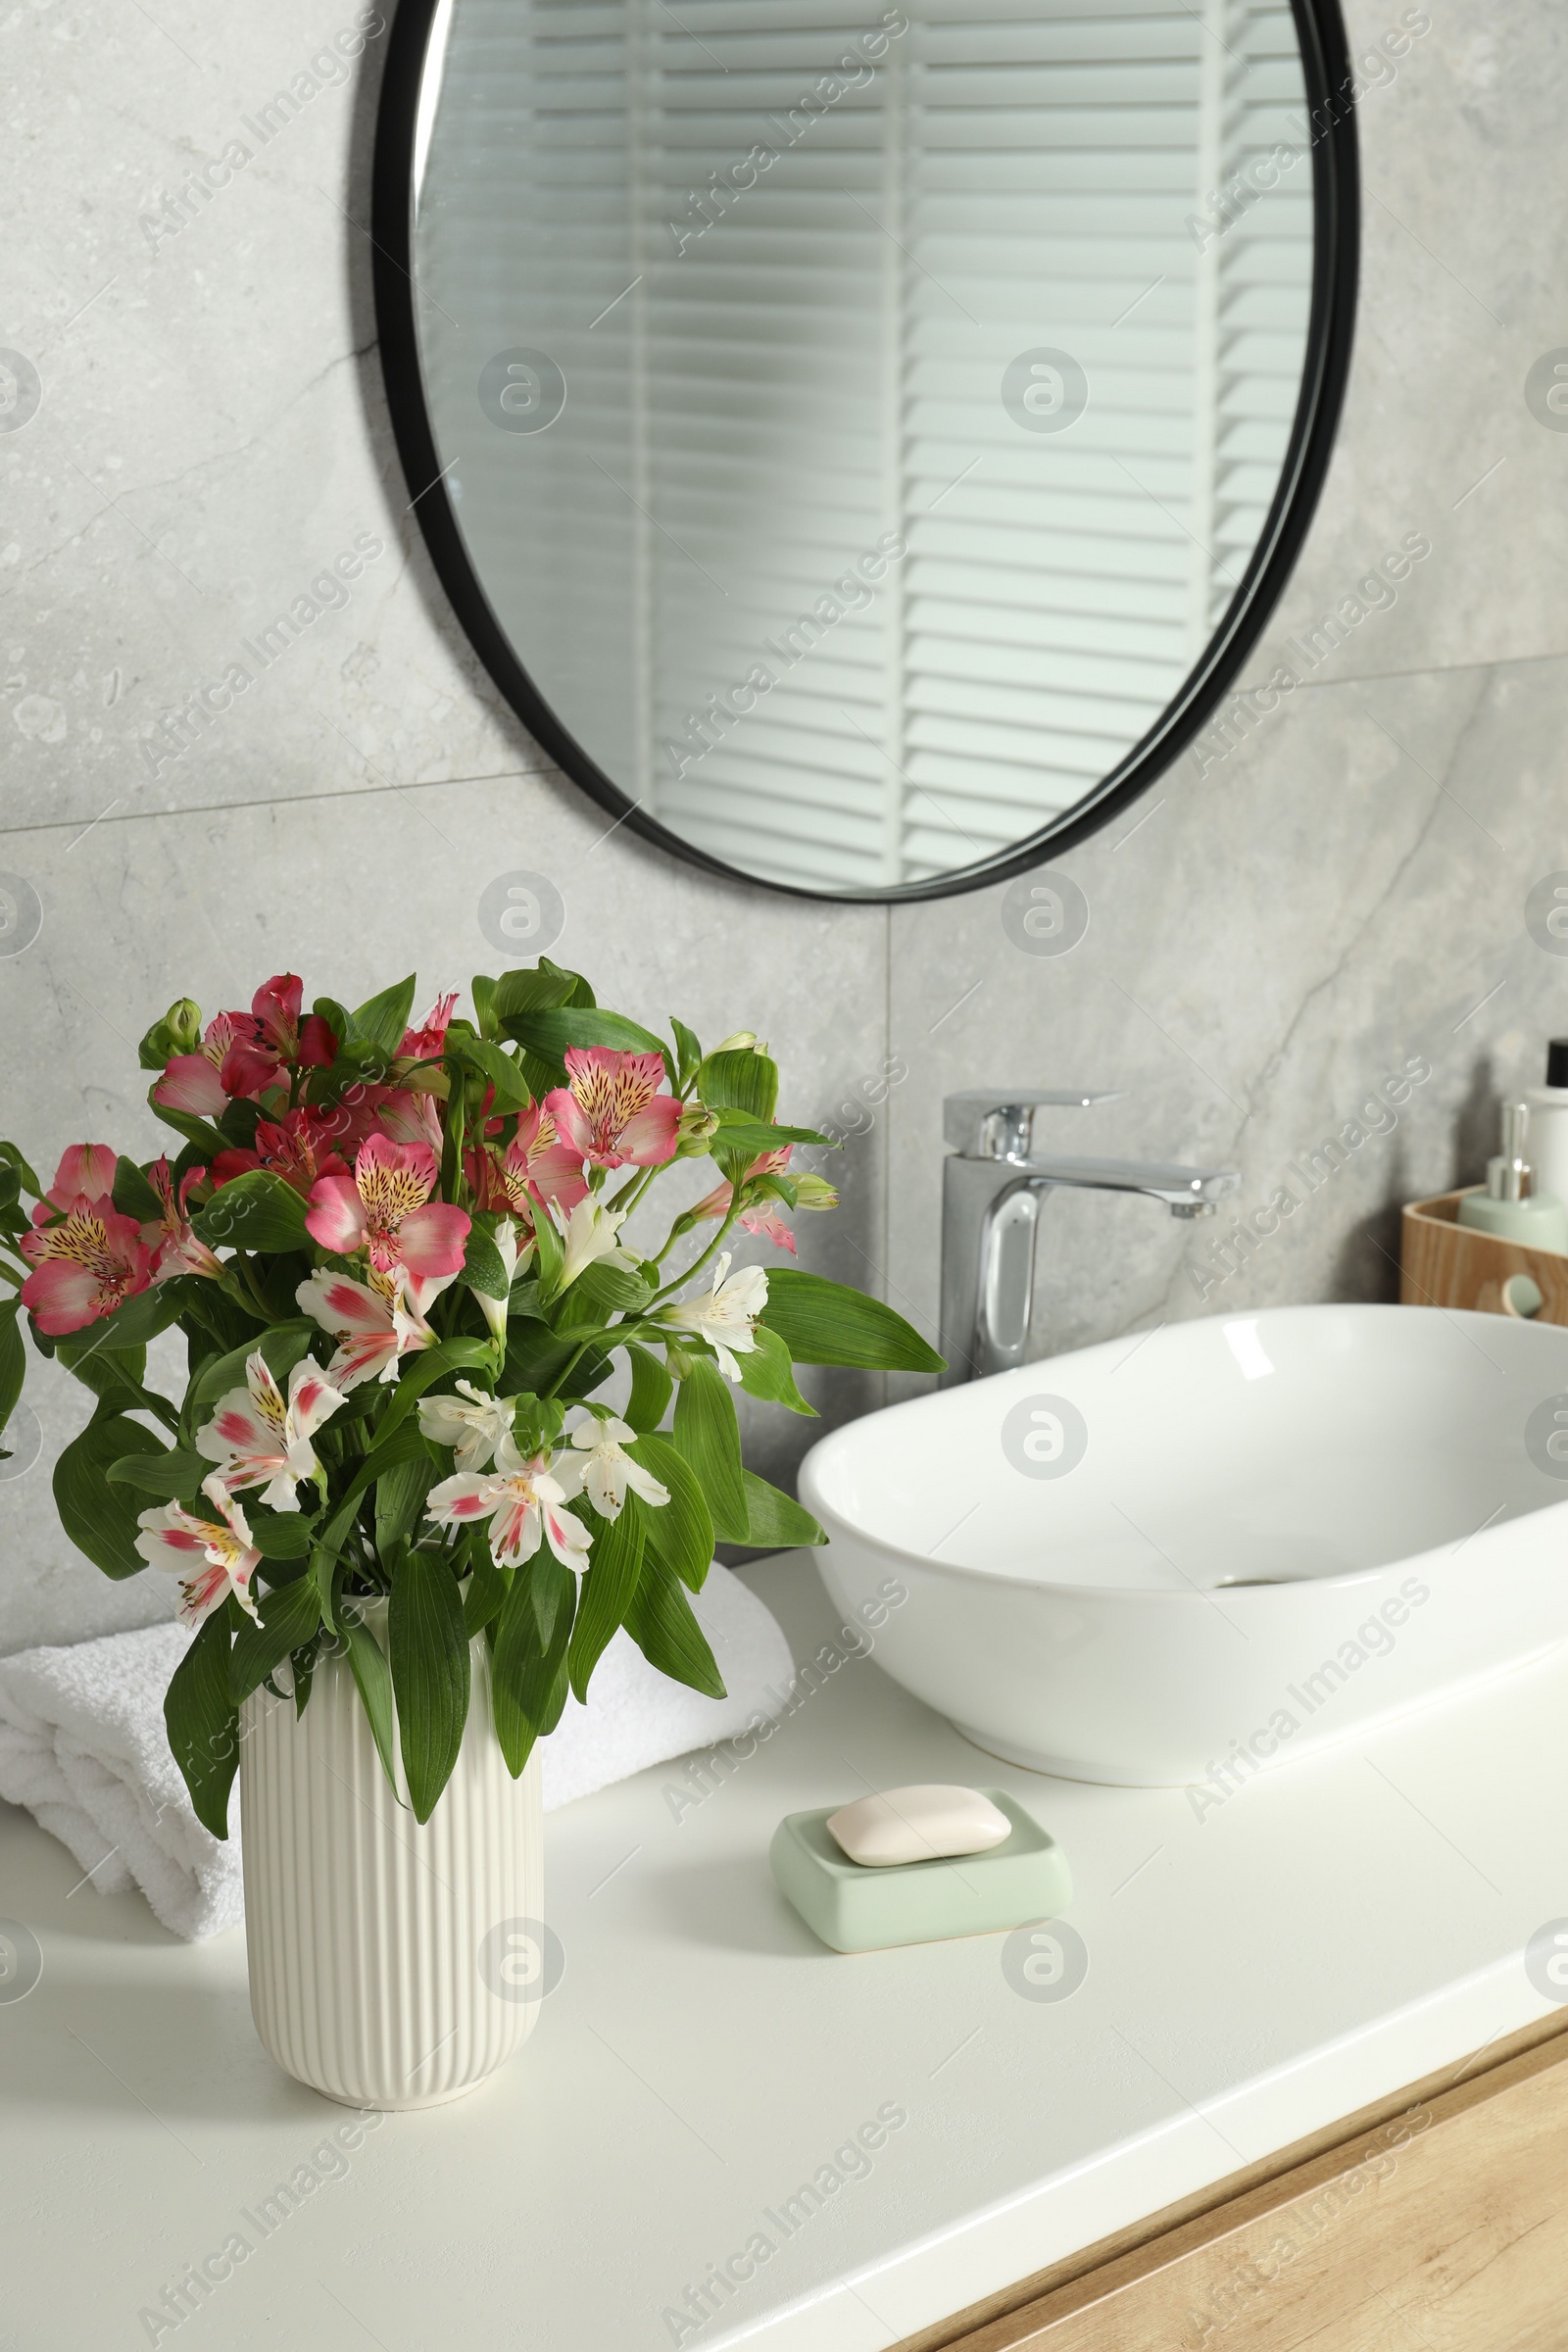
[4,1551,1568,2352]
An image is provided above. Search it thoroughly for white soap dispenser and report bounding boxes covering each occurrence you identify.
[1523,1039,1568,1212]
[1457,1102,1568,1251]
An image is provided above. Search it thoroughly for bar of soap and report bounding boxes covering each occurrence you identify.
[826,1784,1012,1868]
[770,1789,1071,1953]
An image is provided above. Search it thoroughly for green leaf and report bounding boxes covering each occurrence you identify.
[493,965,582,1024]
[567,1504,644,1700]
[0,1304,24,1442]
[469,973,500,1040]
[623,1556,725,1699]
[623,1342,672,1435]
[165,1610,241,1839]
[443,1033,533,1113]
[340,1604,401,1800]
[709,1109,836,1163]
[501,1314,577,1396]
[85,1278,191,1357]
[54,1414,165,1578]
[105,1446,210,1500]
[734,1470,825,1549]
[0,1141,41,1197]
[192,1170,311,1254]
[463,1548,512,1641]
[230,1577,322,1705]
[54,1326,150,1416]
[303,1420,429,1632]
[247,1510,318,1560]
[146,1088,226,1160]
[734,1324,816,1417]
[760,1267,945,1373]
[313,996,353,1053]
[490,1563,574,1777]
[461,1222,512,1301]
[530,1193,564,1298]
[389,1553,471,1823]
[570,1257,654,1317]
[670,1017,703,1090]
[698,1047,778,1123]
[626,1433,713,1591]
[375,1451,433,1563]
[503,1007,675,1085]
[112,1155,167,1223]
[350,973,416,1055]
[672,1358,748,1542]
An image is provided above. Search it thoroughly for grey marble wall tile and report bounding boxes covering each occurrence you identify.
[887,652,1568,1394]
[0,0,530,831]
[0,773,885,1649]
[1230,0,1568,699]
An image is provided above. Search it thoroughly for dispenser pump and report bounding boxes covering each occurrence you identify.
[1489,1102,1531,1202]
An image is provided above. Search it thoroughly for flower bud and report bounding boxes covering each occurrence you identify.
[675,1104,719,1157]
[713,1032,757,1053]
[792,1174,839,1212]
[164,998,203,1054]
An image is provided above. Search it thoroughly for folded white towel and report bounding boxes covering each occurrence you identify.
[0,1621,238,1941]
[540,1560,796,1810]
[0,1566,795,1938]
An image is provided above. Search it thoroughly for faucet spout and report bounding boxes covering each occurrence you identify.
[937,1097,1240,1387]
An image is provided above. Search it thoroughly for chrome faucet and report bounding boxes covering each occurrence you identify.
[938,1091,1241,1387]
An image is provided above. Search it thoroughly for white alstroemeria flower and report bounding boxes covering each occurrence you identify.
[194,1350,345,1511]
[135,1475,263,1628]
[416,1380,521,1473]
[425,1452,592,1574]
[476,1217,521,1346]
[555,1414,670,1521]
[550,1195,632,1290]
[662,1251,768,1382]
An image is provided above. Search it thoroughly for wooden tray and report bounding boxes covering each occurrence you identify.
[1400,1187,1568,1322]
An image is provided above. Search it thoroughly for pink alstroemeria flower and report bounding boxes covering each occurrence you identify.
[398,991,458,1060]
[466,1101,588,1219]
[693,1146,795,1253]
[211,1105,350,1197]
[20,1195,153,1335]
[334,1084,444,1158]
[295,1264,448,1389]
[195,1349,345,1509]
[153,1011,241,1120]
[142,1157,222,1283]
[304,1134,470,1278]
[219,974,337,1101]
[425,1451,592,1574]
[545,1048,679,1172]
[31,1144,119,1214]
[134,1476,263,1629]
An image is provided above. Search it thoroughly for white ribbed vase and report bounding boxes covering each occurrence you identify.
[239,1607,543,2110]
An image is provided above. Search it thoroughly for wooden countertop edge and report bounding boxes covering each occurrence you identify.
[893,2006,1568,2352]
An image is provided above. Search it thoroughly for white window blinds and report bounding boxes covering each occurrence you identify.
[415,0,1311,891]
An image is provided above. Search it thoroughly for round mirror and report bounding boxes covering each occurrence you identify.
[373,0,1356,900]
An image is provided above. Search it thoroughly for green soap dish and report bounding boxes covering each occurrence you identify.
[769,1788,1071,1953]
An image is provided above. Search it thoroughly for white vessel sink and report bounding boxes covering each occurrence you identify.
[798,1304,1568,1787]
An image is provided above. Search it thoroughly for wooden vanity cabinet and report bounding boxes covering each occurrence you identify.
[899,2012,1568,2352]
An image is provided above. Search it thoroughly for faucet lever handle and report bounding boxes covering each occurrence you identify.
[943,1088,1125,1161]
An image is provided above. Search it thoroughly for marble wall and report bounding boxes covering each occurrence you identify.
[1,0,1562,1647]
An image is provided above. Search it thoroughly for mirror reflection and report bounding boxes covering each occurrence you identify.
[412,0,1313,892]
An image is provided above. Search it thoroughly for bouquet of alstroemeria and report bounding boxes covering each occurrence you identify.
[0,962,940,1830]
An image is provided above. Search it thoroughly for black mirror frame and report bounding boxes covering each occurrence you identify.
[370,0,1359,906]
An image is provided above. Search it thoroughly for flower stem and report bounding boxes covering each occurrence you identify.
[645,1198,742,1312]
